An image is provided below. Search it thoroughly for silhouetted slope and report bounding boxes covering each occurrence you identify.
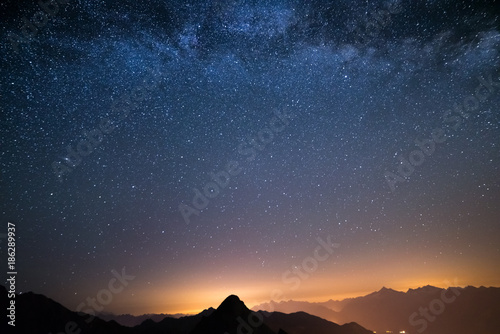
[190,295,279,334]
[338,286,411,331]
[260,311,373,334]
[6,284,496,334]
[0,286,12,334]
[251,300,340,323]
[131,308,214,334]
[97,311,189,327]
[338,286,500,334]
[419,286,500,334]
[0,285,131,334]
[253,286,500,334]
[316,298,349,312]
[0,287,337,334]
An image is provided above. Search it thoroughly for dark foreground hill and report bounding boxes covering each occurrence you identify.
[0,284,128,334]
[0,286,372,334]
[260,311,373,334]
[96,312,188,327]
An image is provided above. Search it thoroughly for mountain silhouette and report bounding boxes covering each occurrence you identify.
[96,311,189,327]
[131,307,214,334]
[190,295,279,334]
[338,285,500,333]
[260,311,373,334]
[0,285,127,334]
[251,300,340,323]
[5,284,497,334]
[252,286,500,334]
[0,286,373,334]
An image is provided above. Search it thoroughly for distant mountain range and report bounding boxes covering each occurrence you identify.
[0,286,372,334]
[2,285,499,334]
[95,311,189,327]
[252,285,500,334]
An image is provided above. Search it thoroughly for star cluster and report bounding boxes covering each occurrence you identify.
[1,0,499,314]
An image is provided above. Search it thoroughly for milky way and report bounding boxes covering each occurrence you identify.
[1,0,499,314]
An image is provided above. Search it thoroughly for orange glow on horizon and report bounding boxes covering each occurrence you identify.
[100,244,500,316]
[131,275,500,316]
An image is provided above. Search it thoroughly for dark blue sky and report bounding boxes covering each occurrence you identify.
[1,0,499,314]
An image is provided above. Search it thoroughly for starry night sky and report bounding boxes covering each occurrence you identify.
[1,0,500,315]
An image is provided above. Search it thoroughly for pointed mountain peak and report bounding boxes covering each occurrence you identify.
[365,286,402,298]
[423,284,439,289]
[222,294,242,304]
[217,295,249,316]
[420,285,441,293]
[407,285,441,294]
[191,295,276,334]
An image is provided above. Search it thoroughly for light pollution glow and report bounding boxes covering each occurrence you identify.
[102,251,500,315]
